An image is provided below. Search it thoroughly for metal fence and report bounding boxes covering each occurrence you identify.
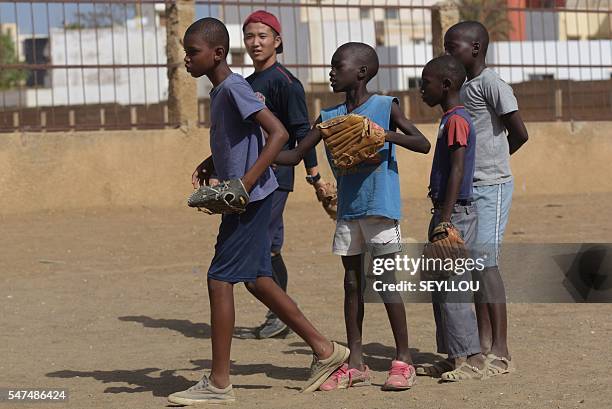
[0,0,610,132]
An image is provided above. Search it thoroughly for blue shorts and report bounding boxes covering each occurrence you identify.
[208,194,274,283]
[473,180,514,267]
[268,189,289,253]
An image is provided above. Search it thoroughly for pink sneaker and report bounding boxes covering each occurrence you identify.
[319,363,371,391]
[382,360,416,391]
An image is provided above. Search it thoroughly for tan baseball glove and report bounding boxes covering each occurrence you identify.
[315,181,337,220]
[422,222,468,280]
[316,114,386,169]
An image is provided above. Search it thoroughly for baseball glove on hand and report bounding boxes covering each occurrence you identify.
[315,181,337,220]
[422,222,468,280]
[316,114,385,169]
[188,179,249,215]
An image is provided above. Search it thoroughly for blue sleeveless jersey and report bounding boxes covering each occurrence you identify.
[321,95,401,221]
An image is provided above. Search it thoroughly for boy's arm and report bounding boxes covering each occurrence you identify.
[242,108,289,192]
[293,122,319,172]
[440,146,465,223]
[502,110,529,154]
[275,116,323,166]
[482,73,528,154]
[385,102,431,154]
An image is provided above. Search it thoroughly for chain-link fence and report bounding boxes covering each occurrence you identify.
[0,0,610,132]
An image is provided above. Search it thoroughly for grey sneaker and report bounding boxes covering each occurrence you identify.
[167,375,236,405]
[235,311,292,339]
[258,313,289,339]
[302,341,351,393]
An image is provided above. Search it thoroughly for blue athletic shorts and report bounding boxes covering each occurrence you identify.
[208,194,274,283]
[473,180,514,267]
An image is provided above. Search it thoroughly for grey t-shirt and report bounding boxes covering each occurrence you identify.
[460,68,518,186]
[210,73,278,202]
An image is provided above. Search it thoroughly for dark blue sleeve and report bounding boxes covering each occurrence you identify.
[282,81,318,169]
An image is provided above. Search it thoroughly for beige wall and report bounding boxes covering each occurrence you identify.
[1,121,611,215]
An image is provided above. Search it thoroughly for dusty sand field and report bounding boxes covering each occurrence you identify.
[2,193,612,409]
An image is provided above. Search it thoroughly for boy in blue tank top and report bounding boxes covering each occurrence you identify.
[276,42,430,391]
[416,55,487,381]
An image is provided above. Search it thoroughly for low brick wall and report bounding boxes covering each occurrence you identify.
[0,121,610,215]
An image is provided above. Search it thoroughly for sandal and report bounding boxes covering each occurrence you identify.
[485,353,516,376]
[416,360,454,378]
[441,362,487,382]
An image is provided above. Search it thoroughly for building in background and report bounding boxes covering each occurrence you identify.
[0,0,610,108]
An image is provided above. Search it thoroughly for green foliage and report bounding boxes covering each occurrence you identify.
[457,0,513,41]
[0,32,27,90]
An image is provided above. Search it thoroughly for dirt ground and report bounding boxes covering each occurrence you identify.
[2,193,612,409]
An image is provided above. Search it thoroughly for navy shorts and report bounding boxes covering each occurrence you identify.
[268,189,289,253]
[208,194,274,283]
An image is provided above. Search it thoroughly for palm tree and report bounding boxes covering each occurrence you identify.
[456,0,513,41]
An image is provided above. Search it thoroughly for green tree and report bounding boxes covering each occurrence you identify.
[0,32,26,90]
[457,0,513,41]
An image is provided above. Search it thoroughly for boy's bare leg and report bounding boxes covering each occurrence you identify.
[245,277,333,359]
[475,303,493,353]
[374,255,412,364]
[207,278,235,389]
[341,255,365,370]
[382,301,412,364]
[476,266,511,362]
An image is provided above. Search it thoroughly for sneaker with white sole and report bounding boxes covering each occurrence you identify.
[382,360,417,391]
[167,375,236,405]
[257,313,290,339]
[302,342,351,393]
[234,311,292,340]
[319,363,372,391]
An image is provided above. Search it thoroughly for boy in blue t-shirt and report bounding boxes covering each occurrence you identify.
[417,55,487,381]
[276,42,430,391]
[167,18,349,406]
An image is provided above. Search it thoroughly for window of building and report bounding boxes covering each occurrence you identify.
[529,73,554,81]
[360,8,371,19]
[408,77,422,89]
[230,51,244,66]
[385,8,399,19]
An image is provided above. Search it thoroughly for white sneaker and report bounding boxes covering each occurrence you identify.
[168,375,236,405]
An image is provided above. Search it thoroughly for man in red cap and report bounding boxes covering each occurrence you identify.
[237,10,334,339]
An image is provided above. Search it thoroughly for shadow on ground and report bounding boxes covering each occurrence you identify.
[118,315,211,339]
[46,360,272,397]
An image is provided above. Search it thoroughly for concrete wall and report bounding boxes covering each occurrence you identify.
[1,121,610,215]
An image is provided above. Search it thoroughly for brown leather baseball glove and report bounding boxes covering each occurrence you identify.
[316,114,385,169]
[422,222,468,280]
[315,181,337,220]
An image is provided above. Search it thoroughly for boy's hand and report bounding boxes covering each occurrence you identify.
[192,156,215,188]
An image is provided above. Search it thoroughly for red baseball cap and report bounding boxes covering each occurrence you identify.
[242,10,283,54]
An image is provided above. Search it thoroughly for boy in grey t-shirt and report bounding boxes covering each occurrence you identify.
[444,21,529,377]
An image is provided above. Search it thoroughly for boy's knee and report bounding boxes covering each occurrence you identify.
[207,278,233,297]
[344,275,360,294]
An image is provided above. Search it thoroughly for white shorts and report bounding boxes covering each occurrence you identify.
[333,216,402,256]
